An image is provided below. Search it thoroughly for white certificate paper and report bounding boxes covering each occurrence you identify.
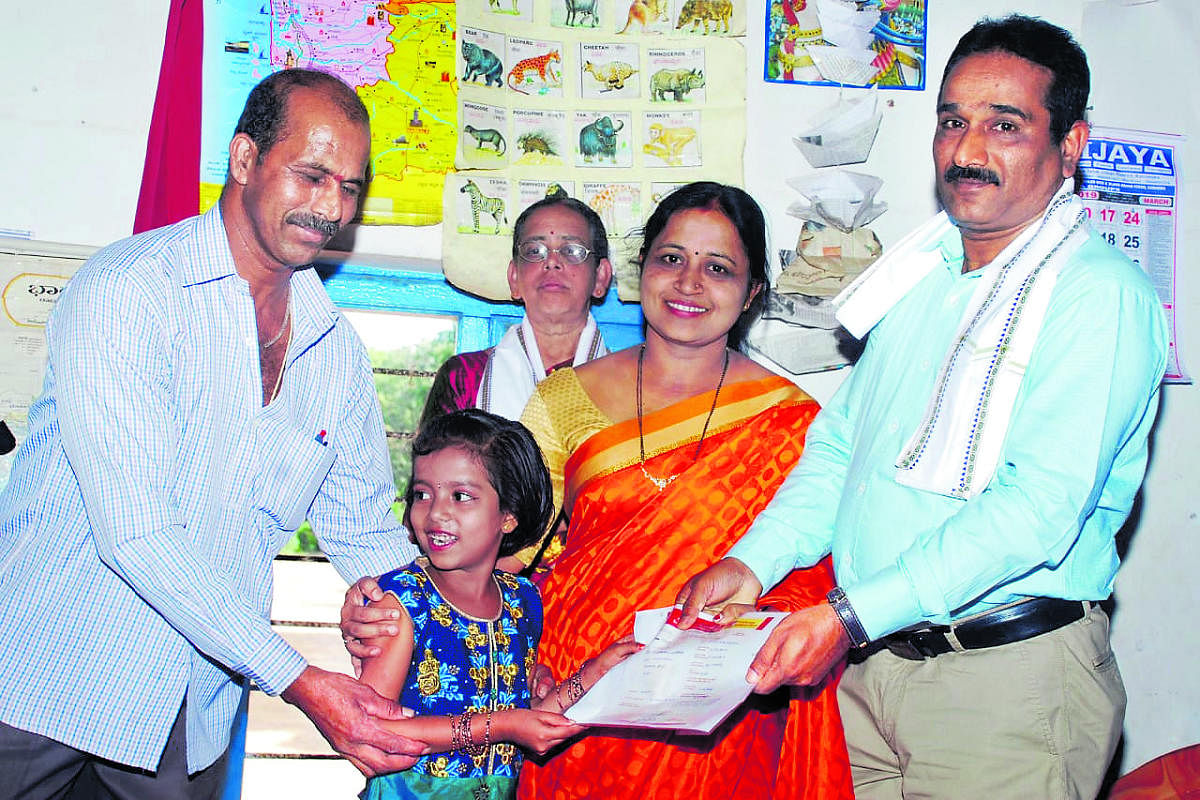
[565,607,782,734]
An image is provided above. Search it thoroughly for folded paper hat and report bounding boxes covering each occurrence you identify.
[786,169,887,230]
[791,87,881,168]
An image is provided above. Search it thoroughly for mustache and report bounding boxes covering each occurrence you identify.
[286,212,340,238]
[944,164,1000,186]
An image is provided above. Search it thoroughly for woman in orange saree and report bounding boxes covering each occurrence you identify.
[515,182,852,799]
[340,182,852,798]
[516,370,851,799]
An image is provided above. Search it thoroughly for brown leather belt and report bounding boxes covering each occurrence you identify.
[882,597,1090,660]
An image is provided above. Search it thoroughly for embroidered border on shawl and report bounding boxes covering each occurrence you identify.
[897,194,1086,497]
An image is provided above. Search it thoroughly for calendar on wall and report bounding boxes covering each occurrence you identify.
[1077,126,1188,383]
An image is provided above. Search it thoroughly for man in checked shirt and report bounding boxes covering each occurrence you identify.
[0,69,427,798]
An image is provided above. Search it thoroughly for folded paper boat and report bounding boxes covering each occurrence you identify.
[791,87,882,167]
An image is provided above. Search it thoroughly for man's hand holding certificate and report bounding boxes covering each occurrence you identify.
[565,607,783,734]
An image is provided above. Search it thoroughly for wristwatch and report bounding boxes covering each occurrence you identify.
[827,586,871,649]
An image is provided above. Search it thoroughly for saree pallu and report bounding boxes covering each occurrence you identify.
[518,374,852,800]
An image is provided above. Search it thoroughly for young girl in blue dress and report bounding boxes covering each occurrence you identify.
[360,409,636,800]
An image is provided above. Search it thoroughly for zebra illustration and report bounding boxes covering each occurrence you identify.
[460,180,507,234]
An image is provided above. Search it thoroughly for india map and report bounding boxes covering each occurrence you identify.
[201,0,456,225]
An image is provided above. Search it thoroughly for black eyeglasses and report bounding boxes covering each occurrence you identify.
[516,240,592,265]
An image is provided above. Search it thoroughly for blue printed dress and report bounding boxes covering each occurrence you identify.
[363,560,543,800]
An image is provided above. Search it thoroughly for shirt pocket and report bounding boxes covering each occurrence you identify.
[254,414,337,533]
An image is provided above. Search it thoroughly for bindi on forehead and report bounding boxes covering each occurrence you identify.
[529,228,583,239]
[297,160,365,184]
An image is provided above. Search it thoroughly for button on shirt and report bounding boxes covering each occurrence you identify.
[0,207,418,772]
[728,226,1168,641]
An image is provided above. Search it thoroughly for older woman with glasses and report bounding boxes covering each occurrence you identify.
[420,196,614,428]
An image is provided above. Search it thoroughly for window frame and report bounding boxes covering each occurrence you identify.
[315,260,645,355]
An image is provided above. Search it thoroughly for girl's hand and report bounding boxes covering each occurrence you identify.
[530,636,642,713]
[579,635,642,690]
[528,662,556,703]
[495,709,586,754]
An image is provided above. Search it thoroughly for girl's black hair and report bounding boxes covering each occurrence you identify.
[407,409,553,558]
[634,181,769,350]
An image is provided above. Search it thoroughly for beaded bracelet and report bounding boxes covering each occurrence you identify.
[450,709,471,751]
[463,708,492,757]
[481,709,493,753]
[566,671,585,705]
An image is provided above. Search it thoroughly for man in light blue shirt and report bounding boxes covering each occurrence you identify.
[679,15,1167,798]
[0,69,424,797]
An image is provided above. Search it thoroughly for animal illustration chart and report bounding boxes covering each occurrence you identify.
[444,0,747,300]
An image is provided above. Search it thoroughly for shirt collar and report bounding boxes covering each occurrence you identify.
[290,265,340,348]
[179,204,340,344]
[931,225,976,278]
[175,204,239,288]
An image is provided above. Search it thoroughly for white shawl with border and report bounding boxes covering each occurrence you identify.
[835,183,1089,499]
[477,314,607,420]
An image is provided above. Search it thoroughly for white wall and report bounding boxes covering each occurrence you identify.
[1080,0,1200,774]
[0,3,168,244]
[2,0,1196,776]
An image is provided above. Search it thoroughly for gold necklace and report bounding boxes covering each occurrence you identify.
[265,329,291,405]
[259,291,292,349]
[636,344,729,492]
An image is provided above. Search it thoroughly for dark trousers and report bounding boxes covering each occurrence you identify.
[0,704,229,800]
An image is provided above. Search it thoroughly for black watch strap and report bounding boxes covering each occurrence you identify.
[827,586,871,648]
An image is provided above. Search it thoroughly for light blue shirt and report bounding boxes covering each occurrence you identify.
[729,226,1167,641]
[0,207,418,772]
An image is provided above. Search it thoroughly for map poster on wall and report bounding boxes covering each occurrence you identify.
[200,0,457,226]
[1078,126,1188,383]
[766,0,926,90]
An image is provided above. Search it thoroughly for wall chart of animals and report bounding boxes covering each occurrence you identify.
[444,0,748,302]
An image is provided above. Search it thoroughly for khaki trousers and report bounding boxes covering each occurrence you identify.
[838,604,1125,799]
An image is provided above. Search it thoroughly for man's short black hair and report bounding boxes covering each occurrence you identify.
[234,68,368,160]
[941,14,1090,142]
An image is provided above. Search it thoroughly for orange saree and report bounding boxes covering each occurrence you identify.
[517,371,852,800]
